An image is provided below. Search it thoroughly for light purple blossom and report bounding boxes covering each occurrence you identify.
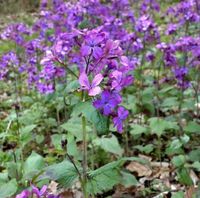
[79,72,103,96]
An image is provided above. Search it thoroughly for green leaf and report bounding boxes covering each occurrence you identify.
[65,80,79,93]
[166,139,183,155]
[87,157,144,195]
[23,152,45,180]
[161,97,179,108]
[7,162,21,180]
[121,171,138,187]
[87,168,120,195]
[51,134,63,150]
[189,149,200,162]
[0,173,8,186]
[171,191,184,198]
[184,121,200,133]
[172,155,186,167]
[177,167,193,186]
[93,135,123,156]
[130,124,148,136]
[41,160,79,188]
[149,118,178,136]
[91,111,109,135]
[72,101,95,118]
[35,135,44,144]
[149,117,169,136]
[21,124,37,134]
[87,161,122,195]
[66,133,79,158]
[0,179,18,198]
[191,161,200,171]
[61,117,91,141]
[20,124,36,147]
[134,144,154,154]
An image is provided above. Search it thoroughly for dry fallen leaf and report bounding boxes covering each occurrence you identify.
[189,170,199,186]
[138,154,152,162]
[48,181,58,194]
[185,186,197,198]
[126,161,152,177]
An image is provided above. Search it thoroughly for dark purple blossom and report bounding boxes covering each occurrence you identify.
[93,91,122,116]
[113,106,129,133]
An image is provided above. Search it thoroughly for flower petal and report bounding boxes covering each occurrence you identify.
[89,86,101,96]
[79,72,90,89]
[81,45,91,56]
[91,73,103,87]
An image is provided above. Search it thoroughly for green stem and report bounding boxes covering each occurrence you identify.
[82,115,88,198]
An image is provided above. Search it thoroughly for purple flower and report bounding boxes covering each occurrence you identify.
[40,50,55,65]
[110,70,133,91]
[166,24,178,35]
[16,190,30,198]
[113,106,129,133]
[32,185,48,198]
[173,67,188,80]
[79,72,103,96]
[37,82,54,94]
[81,32,104,59]
[146,52,155,62]
[93,91,121,116]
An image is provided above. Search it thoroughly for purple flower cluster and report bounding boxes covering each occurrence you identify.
[16,185,59,198]
[1,23,30,45]
[0,52,19,80]
[46,27,133,132]
[1,0,199,131]
[166,0,200,34]
[140,0,160,15]
[157,34,200,89]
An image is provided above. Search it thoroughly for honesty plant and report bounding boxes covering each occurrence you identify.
[0,0,200,197]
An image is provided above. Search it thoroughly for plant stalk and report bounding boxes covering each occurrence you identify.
[82,115,88,198]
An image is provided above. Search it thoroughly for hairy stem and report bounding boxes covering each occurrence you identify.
[82,114,88,198]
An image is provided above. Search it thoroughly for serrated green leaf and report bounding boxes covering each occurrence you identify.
[149,118,178,136]
[134,144,154,154]
[177,167,193,186]
[149,117,169,136]
[87,157,145,195]
[191,161,200,171]
[66,133,79,158]
[161,97,179,108]
[87,168,120,195]
[172,155,186,167]
[121,171,138,187]
[0,173,8,186]
[20,124,36,147]
[184,121,200,133]
[72,101,95,118]
[60,117,91,141]
[172,191,184,198]
[21,124,37,134]
[93,135,123,156]
[23,152,45,180]
[65,80,79,93]
[40,160,79,188]
[87,160,122,195]
[51,134,63,149]
[0,179,18,198]
[91,111,109,135]
[189,149,200,162]
[130,124,148,135]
